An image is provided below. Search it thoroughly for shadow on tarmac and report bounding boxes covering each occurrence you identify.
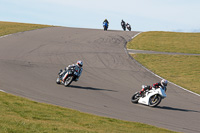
[157,106,200,113]
[69,85,118,92]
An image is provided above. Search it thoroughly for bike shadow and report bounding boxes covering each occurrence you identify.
[69,85,118,92]
[156,106,200,113]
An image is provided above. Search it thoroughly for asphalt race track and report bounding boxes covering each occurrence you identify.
[0,27,199,133]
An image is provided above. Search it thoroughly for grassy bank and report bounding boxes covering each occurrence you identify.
[0,22,177,132]
[127,31,200,94]
[127,31,200,54]
[0,21,52,36]
[131,54,200,94]
[0,92,176,133]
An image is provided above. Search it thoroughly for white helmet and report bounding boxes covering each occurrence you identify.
[161,79,168,86]
[76,60,83,67]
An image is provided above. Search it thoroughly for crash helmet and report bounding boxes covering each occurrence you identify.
[161,79,168,86]
[76,60,83,67]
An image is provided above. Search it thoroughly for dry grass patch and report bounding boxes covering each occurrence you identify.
[0,21,52,36]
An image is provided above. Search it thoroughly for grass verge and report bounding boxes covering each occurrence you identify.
[131,54,200,94]
[127,31,200,94]
[0,92,176,133]
[127,31,200,54]
[0,21,52,36]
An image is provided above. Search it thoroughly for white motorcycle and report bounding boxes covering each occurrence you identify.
[56,67,78,87]
[131,85,167,107]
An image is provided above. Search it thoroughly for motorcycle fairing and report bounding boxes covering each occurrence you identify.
[138,87,166,105]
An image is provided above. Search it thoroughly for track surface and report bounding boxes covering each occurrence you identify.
[0,27,199,133]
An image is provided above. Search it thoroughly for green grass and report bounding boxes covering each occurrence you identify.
[127,31,200,94]
[127,31,200,54]
[0,92,176,133]
[131,54,200,94]
[0,22,177,133]
[0,21,52,36]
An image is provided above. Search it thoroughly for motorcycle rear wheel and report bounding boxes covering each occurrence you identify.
[104,26,108,31]
[149,94,162,107]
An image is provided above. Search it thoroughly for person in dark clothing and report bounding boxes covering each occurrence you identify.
[103,19,109,25]
[139,79,168,96]
[126,23,131,31]
[121,19,126,31]
[103,19,109,30]
[121,19,125,26]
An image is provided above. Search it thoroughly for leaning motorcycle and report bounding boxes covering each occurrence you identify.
[103,22,108,31]
[56,68,78,87]
[127,25,131,31]
[131,85,167,107]
[122,24,126,31]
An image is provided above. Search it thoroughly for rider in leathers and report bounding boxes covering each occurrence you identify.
[103,19,109,25]
[126,23,131,31]
[139,79,168,96]
[121,19,126,31]
[60,60,83,82]
[103,19,109,29]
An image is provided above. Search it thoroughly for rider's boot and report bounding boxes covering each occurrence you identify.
[74,77,79,82]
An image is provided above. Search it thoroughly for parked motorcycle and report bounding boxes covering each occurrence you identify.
[56,67,78,87]
[103,22,108,31]
[131,85,167,107]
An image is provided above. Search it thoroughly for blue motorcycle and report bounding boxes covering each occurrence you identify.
[103,22,108,31]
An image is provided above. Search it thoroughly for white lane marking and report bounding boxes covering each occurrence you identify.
[130,32,200,97]
[0,35,10,38]
[0,89,5,92]
[131,32,142,39]
[141,66,200,97]
[0,31,24,39]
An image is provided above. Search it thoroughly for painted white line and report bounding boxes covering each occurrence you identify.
[131,32,142,39]
[0,89,5,92]
[0,31,25,39]
[0,34,11,38]
[129,32,200,97]
[0,28,47,39]
[140,65,200,97]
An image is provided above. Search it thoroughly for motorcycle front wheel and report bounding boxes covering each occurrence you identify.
[149,94,162,107]
[56,77,61,84]
[131,93,140,103]
[64,76,73,87]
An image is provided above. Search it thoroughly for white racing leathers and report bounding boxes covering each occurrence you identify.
[61,64,83,82]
